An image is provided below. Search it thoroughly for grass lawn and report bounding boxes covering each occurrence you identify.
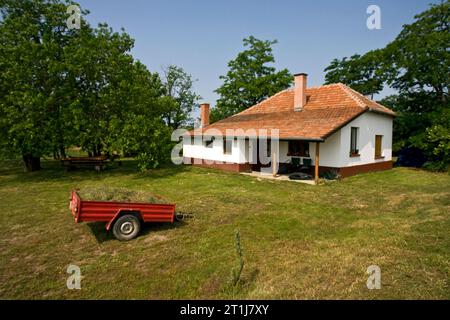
[0,160,449,299]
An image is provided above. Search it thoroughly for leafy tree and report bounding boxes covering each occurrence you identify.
[161,65,201,129]
[211,36,292,122]
[0,0,83,170]
[380,92,443,151]
[66,22,137,156]
[324,1,450,169]
[383,0,449,102]
[324,51,386,98]
[108,62,174,170]
[0,0,177,171]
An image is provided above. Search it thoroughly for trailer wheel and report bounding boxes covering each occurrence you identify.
[112,214,141,241]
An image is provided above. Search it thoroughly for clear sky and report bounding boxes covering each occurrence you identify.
[77,0,439,105]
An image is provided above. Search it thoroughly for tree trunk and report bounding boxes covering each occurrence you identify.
[94,144,102,157]
[22,154,41,172]
[59,145,66,159]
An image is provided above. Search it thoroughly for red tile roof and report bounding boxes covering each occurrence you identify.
[190,83,395,140]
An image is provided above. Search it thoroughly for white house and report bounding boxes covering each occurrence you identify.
[183,73,395,182]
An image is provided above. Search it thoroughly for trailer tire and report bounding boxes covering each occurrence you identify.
[112,214,141,241]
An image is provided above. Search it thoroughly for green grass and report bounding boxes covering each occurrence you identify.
[0,160,449,299]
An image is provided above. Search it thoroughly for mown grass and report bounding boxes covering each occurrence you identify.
[0,159,448,299]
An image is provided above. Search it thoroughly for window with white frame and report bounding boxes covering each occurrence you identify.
[350,127,359,156]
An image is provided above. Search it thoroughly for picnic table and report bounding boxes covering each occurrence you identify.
[61,156,110,172]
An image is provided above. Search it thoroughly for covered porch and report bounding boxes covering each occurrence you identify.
[248,139,322,184]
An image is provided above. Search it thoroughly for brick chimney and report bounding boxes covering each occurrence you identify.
[200,103,210,127]
[294,73,308,111]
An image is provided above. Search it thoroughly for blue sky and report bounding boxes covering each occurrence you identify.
[77,0,438,105]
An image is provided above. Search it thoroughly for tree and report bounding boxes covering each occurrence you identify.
[66,22,137,156]
[383,0,449,102]
[67,26,173,168]
[161,65,201,129]
[108,61,174,170]
[211,36,292,122]
[0,0,83,170]
[324,1,450,169]
[324,51,386,98]
[0,0,176,171]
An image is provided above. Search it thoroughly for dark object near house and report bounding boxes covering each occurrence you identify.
[291,157,301,168]
[277,163,290,174]
[289,172,313,180]
[69,189,176,241]
[395,147,427,168]
[290,157,312,172]
[301,158,312,172]
[320,170,340,180]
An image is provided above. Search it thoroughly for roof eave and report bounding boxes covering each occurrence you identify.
[321,107,369,140]
[368,108,397,117]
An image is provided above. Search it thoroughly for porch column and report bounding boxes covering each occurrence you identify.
[315,142,320,184]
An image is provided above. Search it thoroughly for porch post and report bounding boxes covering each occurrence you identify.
[272,151,278,177]
[315,142,320,184]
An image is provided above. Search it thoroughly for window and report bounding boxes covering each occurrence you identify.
[288,141,310,157]
[375,135,383,158]
[350,127,359,156]
[204,137,214,148]
[223,139,232,155]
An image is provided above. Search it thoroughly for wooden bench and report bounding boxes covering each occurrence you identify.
[61,156,110,172]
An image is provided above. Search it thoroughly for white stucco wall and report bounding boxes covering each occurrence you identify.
[183,136,248,164]
[338,112,393,167]
[309,130,342,167]
[183,111,393,168]
[309,111,393,167]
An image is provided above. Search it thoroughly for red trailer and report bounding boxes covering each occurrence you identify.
[69,190,176,241]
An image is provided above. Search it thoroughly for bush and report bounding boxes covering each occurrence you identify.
[422,124,450,171]
[423,161,450,172]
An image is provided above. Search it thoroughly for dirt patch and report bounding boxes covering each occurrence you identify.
[144,234,169,243]
[199,275,223,297]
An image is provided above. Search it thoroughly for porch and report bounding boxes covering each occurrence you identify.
[240,171,317,185]
[249,139,322,184]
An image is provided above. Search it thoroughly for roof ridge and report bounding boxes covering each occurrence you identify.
[337,83,367,108]
[339,83,396,115]
[286,83,341,91]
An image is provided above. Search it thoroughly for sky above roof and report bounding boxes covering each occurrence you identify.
[77,0,439,106]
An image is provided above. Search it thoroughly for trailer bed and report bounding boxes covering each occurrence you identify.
[70,189,176,240]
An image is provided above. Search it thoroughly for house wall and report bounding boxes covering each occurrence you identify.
[276,134,341,167]
[338,112,393,167]
[309,111,393,168]
[183,137,247,164]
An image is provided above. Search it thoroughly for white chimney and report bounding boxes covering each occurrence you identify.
[294,73,308,111]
